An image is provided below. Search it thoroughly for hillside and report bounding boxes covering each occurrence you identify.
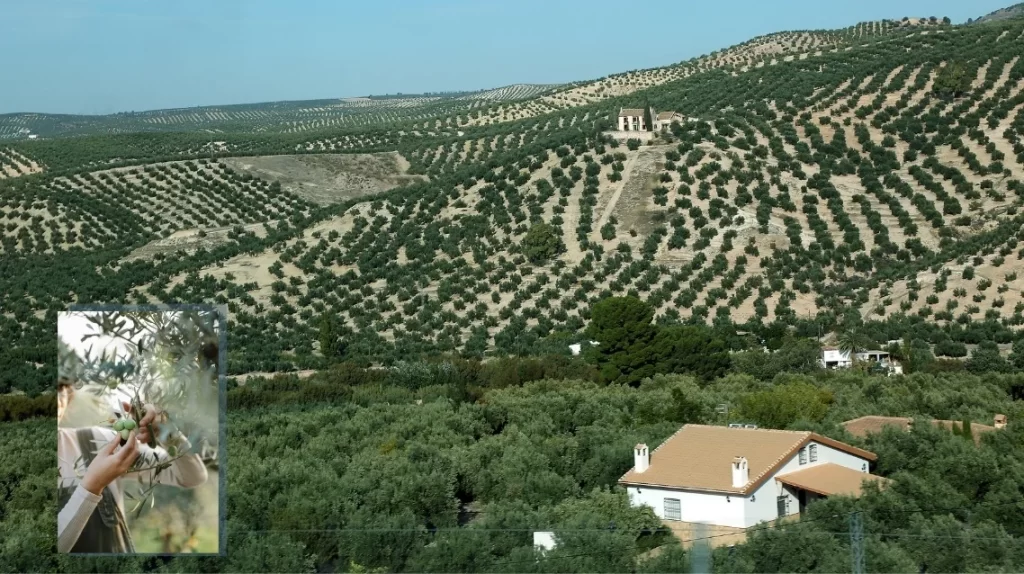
[973,2,1024,24]
[2,14,1024,391]
[0,84,560,140]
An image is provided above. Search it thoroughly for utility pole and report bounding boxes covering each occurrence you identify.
[716,403,729,426]
[690,522,711,574]
[850,511,864,574]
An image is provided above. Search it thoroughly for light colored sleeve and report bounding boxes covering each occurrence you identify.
[96,427,208,489]
[57,484,102,553]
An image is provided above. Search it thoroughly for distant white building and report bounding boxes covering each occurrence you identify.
[568,340,600,356]
[620,425,887,531]
[820,348,902,374]
[617,107,687,132]
[533,531,557,552]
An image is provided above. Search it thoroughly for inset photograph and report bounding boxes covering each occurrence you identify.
[57,305,225,556]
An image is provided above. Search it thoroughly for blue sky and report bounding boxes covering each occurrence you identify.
[0,0,1013,115]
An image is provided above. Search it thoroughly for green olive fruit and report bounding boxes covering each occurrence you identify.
[167,445,178,457]
[107,380,119,389]
[123,419,137,431]
[119,429,131,441]
[113,419,126,432]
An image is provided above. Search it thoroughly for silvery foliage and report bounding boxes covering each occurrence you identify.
[386,360,459,389]
[59,308,222,517]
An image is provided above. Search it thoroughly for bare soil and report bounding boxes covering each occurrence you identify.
[223,152,426,205]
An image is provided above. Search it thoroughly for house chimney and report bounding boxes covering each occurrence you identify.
[731,456,749,488]
[994,414,1007,430]
[634,444,650,473]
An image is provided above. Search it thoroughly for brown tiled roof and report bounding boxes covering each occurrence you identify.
[618,425,877,495]
[841,416,997,445]
[656,111,681,120]
[619,108,646,117]
[775,463,890,496]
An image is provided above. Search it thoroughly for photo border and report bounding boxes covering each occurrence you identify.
[64,303,228,558]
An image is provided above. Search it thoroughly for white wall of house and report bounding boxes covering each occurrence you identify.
[604,130,655,142]
[534,531,557,551]
[625,440,873,529]
[618,115,645,131]
[821,349,896,367]
[745,441,870,527]
[821,349,852,368]
[626,485,746,528]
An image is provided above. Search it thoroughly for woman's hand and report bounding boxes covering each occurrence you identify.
[80,430,140,496]
[123,401,164,446]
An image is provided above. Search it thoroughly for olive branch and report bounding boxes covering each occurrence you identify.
[59,308,222,519]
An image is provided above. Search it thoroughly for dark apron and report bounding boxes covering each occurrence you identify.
[58,427,136,553]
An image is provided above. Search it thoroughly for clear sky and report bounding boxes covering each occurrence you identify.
[0,0,1013,115]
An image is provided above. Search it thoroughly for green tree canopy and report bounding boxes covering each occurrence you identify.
[520,222,563,264]
[585,296,659,384]
[738,379,833,428]
[650,325,731,382]
[731,337,822,380]
[933,60,971,99]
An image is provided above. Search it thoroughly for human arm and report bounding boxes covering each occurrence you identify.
[95,425,208,489]
[57,484,102,553]
[58,431,139,552]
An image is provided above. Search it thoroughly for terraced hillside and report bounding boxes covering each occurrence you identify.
[0,148,43,179]
[447,18,950,128]
[0,84,559,140]
[3,14,1024,391]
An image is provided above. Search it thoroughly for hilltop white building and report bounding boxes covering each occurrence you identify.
[617,108,649,131]
[617,108,689,133]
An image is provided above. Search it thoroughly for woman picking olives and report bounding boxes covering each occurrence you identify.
[57,369,209,553]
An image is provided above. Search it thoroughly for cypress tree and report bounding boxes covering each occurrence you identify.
[318,312,341,362]
[962,417,974,442]
[643,99,654,132]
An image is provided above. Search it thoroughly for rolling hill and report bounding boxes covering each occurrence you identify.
[0,84,561,140]
[973,2,1024,24]
[2,12,1024,392]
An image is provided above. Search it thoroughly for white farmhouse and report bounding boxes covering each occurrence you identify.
[617,108,648,131]
[617,108,687,133]
[654,111,686,131]
[619,425,887,532]
[820,347,902,374]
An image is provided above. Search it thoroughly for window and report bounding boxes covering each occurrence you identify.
[798,447,807,465]
[664,498,681,521]
[809,444,818,462]
[777,495,789,517]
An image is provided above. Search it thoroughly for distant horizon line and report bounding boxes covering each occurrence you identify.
[0,81,569,118]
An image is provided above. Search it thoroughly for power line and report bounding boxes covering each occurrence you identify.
[866,496,1024,515]
[231,507,1024,572]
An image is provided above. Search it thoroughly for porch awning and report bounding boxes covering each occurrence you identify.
[775,463,889,497]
